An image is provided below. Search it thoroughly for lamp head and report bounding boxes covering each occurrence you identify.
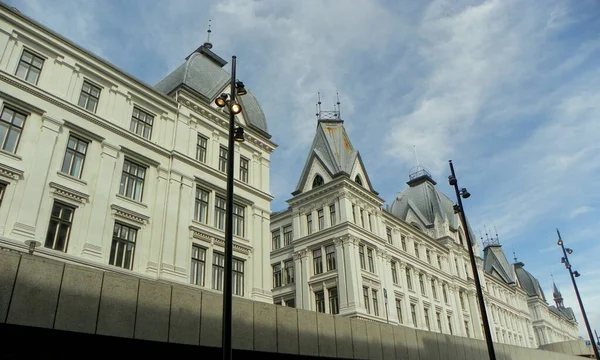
[561,257,566,264]
[230,102,242,115]
[215,93,228,107]
[557,240,563,246]
[233,127,245,142]
[460,188,471,199]
[453,204,461,214]
[573,271,581,277]
[448,175,457,186]
[235,81,247,96]
[566,248,573,254]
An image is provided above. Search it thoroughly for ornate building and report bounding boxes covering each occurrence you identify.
[270,106,580,347]
[0,3,275,302]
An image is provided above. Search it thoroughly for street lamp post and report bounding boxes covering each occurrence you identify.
[215,55,247,360]
[556,229,600,360]
[448,160,496,360]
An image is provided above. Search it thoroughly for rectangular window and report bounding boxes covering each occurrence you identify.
[284,260,294,284]
[119,159,145,202]
[431,279,438,299]
[436,312,442,333]
[414,243,420,258]
[130,107,153,139]
[272,230,281,250]
[360,209,365,227]
[352,205,356,223]
[363,287,370,314]
[214,196,226,230]
[426,249,431,264]
[359,245,366,270]
[233,258,244,296]
[419,274,426,296]
[464,321,470,338]
[326,244,336,271]
[448,315,453,334]
[313,248,323,275]
[315,291,325,313]
[212,252,224,291]
[317,208,324,230]
[233,203,245,237]
[395,299,403,323]
[239,156,249,183]
[194,188,209,224]
[78,81,101,113]
[410,303,418,327]
[424,308,431,330]
[306,213,312,235]
[391,261,398,284]
[190,245,206,286]
[386,227,393,244]
[61,135,88,178]
[16,49,44,84]
[218,146,228,172]
[372,289,379,316]
[367,248,374,272]
[285,299,295,308]
[0,182,6,207]
[109,223,137,270]
[44,202,74,252]
[368,213,372,231]
[401,235,407,251]
[329,203,336,225]
[460,291,465,309]
[196,134,208,162]
[0,106,26,153]
[406,268,413,290]
[283,225,292,245]
[329,287,339,315]
[273,263,282,288]
[437,255,442,269]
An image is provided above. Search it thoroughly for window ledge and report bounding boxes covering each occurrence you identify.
[57,171,88,186]
[0,149,22,161]
[115,193,148,209]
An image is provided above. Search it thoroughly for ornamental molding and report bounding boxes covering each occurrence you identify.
[0,163,23,180]
[293,249,308,260]
[110,204,149,225]
[49,182,89,203]
[190,226,252,255]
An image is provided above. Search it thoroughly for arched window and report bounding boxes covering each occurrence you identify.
[458,230,464,245]
[312,174,324,188]
[354,175,363,186]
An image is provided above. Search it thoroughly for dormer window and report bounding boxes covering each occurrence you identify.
[354,175,363,186]
[312,174,324,188]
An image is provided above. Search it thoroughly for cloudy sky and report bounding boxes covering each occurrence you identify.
[8,0,600,339]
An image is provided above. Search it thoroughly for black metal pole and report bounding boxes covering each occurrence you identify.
[557,229,600,360]
[221,55,237,360]
[449,160,496,360]
[595,329,600,348]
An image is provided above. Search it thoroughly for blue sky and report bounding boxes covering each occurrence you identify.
[8,0,600,338]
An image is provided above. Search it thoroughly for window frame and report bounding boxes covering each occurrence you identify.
[129,106,154,140]
[329,287,339,315]
[218,146,228,172]
[212,252,225,291]
[196,134,208,163]
[239,156,249,183]
[315,290,325,313]
[109,222,137,270]
[0,105,27,154]
[232,203,245,237]
[232,257,244,296]
[60,135,88,179]
[15,49,44,85]
[283,225,292,246]
[325,244,336,271]
[78,80,101,113]
[272,230,281,250]
[194,187,210,224]
[190,244,206,286]
[119,158,146,202]
[214,195,227,230]
[313,248,323,275]
[44,201,75,252]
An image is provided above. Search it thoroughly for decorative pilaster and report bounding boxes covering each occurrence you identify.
[293,249,309,309]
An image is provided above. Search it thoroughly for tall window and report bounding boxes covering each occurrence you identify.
[194,188,209,224]
[119,159,145,202]
[218,146,228,172]
[368,213,372,231]
[196,134,208,162]
[16,49,44,84]
[329,203,336,225]
[61,135,88,178]
[44,202,74,252]
[386,227,393,244]
[212,252,225,291]
[214,196,226,230]
[284,260,294,284]
[359,245,366,270]
[410,303,417,327]
[419,274,426,295]
[233,203,245,237]
[315,291,325,313]
[329,287,339,314]
[78,81,101,112]
[273,263,282,287]
[283,225,292,245]
[360,209,365,227]
[313,248,323,275]
[464,321,470,338]
[285,299,295,308]
[372,290,379,316]
[367,248,374,272]
[239,157,249,183]
[448,315,453,334]
[190,245,206,286]
[130,107,153,139]
[436,312,442,332]
[395,299,403,323]
[426,249,431,264]
[0,106,26,153]
[437,255,442,269]
[424,308,431,330]
[391,261,398,284]
[363,287,370,313]
[352,205,357,223]
[306,213,312,235]
[460,291,466,310]
[414,243,420,258]
[109,223,137,270]
[0,183,6,207]
[317,208,324,230]
[272,230,281,250]
[431,279,438,299]
[406,267,413,290]
[233,258,244,296]
[401,235,407,251]
[326,244,336,271]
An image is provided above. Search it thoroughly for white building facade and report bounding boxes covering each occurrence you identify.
[0,3,275,303]
[270,108,580,348]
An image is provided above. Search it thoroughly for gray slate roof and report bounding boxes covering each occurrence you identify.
[154,46,269,135]
[514,262,546,301]
[549,305,576,322]
[483,245,516,284]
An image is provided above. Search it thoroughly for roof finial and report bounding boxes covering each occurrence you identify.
[413,145,420,166]
[513,249,518,263]
[204,19,213,49]
[336,92,341,119]
[316,92,322,120]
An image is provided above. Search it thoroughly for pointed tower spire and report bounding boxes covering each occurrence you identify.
[553,280,564,308]
[204,19,213,49]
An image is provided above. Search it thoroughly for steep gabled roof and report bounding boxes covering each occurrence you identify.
[483,245,516,285]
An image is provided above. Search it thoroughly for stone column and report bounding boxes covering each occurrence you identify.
[291,209,301,240]
[452,286,466,336]
[173,174,195,274]
[12,115,63,241]
[323,202,331,228]
[343,237,361,309]
[82,140,120,260]
[146,166,169,273]
[333,237,348,309]
[159,173,183,280]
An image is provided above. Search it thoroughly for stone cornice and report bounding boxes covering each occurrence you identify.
[190,225,252,255]
[50,181,89,203]
[110,204,149,225]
